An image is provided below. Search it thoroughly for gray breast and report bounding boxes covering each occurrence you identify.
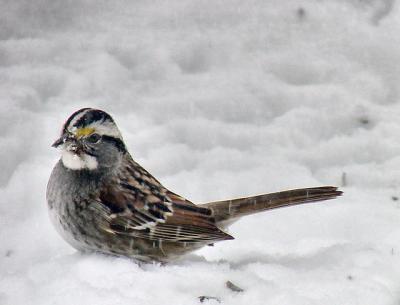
[46,160,103,251]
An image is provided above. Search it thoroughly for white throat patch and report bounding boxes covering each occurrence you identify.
[61,150,98,170]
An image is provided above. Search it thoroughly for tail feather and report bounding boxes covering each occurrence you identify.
[201,186,342,223]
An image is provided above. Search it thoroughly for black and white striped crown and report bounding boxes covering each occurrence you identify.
[63,108,122,139]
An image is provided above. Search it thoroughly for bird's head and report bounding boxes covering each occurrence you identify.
[53,108,126,171]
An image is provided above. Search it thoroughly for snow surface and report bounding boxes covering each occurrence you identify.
[1,0,400,304]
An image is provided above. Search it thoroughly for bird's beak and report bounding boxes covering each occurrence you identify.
[52,133,83,154]
[52,134,67,148]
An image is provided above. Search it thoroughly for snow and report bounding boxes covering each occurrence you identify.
[1,0,400,304]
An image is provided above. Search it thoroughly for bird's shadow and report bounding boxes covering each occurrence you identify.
[170,242,354,271]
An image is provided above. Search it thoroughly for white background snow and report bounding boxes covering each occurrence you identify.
[1,0,400,304]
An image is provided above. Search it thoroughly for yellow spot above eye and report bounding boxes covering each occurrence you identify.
[75,127,95,138]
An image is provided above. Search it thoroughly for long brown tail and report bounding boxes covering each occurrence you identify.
[201,186,342,223]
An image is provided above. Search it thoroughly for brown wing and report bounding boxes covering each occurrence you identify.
[95,155,233,243]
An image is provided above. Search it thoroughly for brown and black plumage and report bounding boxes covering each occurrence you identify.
[47,108,342,262]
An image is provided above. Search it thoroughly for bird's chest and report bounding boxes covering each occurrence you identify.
[47,166,104,251]
[47,168,97,224]
[48,185,98,249]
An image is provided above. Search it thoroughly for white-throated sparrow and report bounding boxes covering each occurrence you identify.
[47,108,342,262]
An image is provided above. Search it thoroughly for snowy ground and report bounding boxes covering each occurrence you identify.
[1,0,400,304]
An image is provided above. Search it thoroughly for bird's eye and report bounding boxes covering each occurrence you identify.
[86,133,101,144]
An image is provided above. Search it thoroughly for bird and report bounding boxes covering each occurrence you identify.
[47,108,342,263]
